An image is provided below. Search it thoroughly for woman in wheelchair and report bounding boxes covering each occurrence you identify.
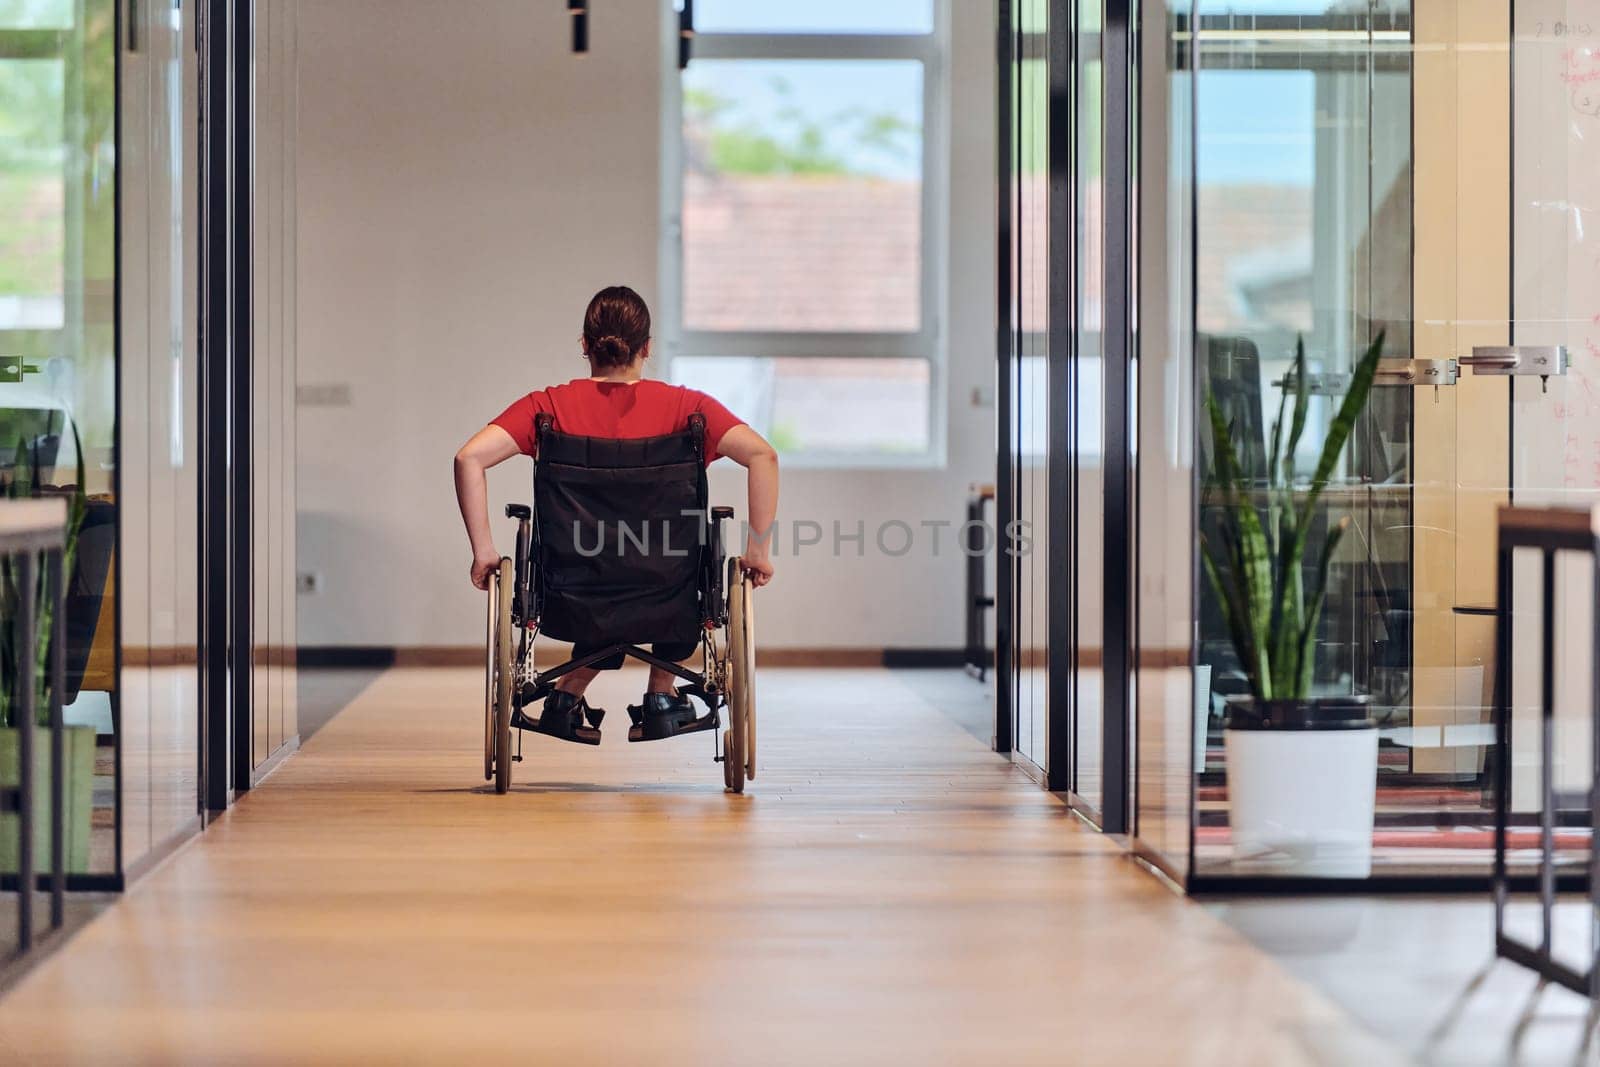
[453,286,777,759]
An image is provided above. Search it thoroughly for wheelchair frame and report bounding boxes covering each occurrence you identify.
[483,445,756,795]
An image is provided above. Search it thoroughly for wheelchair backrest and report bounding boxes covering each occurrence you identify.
[532,413,707,645]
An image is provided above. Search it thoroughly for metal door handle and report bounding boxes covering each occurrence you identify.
[1459,346,1568,377]
[1374,358,1458,387]
[0,358,41,383]
[1460,350,1518,368]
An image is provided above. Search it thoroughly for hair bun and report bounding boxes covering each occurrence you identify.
[583,286,653,371]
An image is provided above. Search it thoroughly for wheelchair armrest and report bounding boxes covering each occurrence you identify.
[505,504,531,520]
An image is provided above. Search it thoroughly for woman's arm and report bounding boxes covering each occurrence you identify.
[454,424,522,589]
[716,425,780,588]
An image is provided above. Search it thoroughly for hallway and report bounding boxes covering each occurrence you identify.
[0,668,1384,1064]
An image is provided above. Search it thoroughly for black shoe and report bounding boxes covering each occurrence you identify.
[627,690,716,743]
[514,691,603,746]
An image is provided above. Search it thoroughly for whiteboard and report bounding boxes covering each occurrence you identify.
[1513,0,1600,503]
[1511,0,1600,806]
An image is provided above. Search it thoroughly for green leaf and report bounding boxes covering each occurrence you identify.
[1203,333,1383,704]
[1269,506,1303,697]
[1266,371,1288,487]
[1206,395,1275,697]
[1201,538,1265,702]
[1276,332,1385,698]
[1282,335,1311,486]
[1302,332,1386,519]
[1294,517,1349,699]
[1265,370,1290,559]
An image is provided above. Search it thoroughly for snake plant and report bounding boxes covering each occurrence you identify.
[1201,333,1385,704]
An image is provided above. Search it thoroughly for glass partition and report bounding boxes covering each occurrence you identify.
[1007,0,1051,777]
[119,0,208,874]
[1132,0,1198,881]
[1505,0,1600,880]
[1001,0,1130,805]
[249,0,299,776]
[1191,2,1428,877]
[0,0,119,884]
[1150,0,1600,884]
[1073,0,1107,814]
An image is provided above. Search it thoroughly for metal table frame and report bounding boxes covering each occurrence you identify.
[1491,505,1600,998]
[1,498,69,961]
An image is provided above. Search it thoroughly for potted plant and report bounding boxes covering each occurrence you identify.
[1202,333,1385,877]
[0,430,97,875]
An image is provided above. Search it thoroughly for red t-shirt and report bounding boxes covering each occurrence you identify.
[491,379,744,465]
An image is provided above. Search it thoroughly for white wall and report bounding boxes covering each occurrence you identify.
[296,0,996,650]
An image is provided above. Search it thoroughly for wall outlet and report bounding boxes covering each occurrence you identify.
[297,571,322,594]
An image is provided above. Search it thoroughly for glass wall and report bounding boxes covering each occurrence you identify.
[1125,0,1600,885]
[0,0,120,892]
[1131,0,1197,880]
[120,0,200,874]
[1189,3,1422,878]
[1073,0,1106,813]
[3,0,298,917]
[249,0,299,777]
[1006,0,1051,777]
[1000,0,1126,812]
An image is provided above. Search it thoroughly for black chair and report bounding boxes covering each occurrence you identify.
[484,413,756,794]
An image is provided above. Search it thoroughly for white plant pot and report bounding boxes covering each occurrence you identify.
[1225,722,1378,878]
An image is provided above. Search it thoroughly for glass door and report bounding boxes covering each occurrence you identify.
[1191,0,1433,875]
[1194,0,1600,880]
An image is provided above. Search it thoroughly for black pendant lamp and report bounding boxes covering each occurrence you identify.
[678,0,694,69]
[569,0,588,53]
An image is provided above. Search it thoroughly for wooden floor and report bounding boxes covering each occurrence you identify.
[0,668,1392,1065]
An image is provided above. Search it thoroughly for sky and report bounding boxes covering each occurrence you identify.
[1197,71,1316,186]
[684,59,925,181]
[693,0,933,35]
[684,1,1324,187]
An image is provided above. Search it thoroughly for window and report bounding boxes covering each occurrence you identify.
[694,0,935,36]
[661,1,945,465]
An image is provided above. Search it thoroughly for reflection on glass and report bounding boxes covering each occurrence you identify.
[1192,2,1429,875]
[1183,1,1600,880]
[0,59,64,331]
[0,0,72,29]
[0,0,116,876]
[1502,4,1600,880]
[681,59,923,334]
[670,356,930,457]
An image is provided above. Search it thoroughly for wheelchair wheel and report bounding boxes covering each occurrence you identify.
[723,728,739,792]
[492,558,515,795]
[725,561,756,792]
[484,564,499,782]
[738,571,756,781]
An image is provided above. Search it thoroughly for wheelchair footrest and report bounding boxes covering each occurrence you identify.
[511,708,603,747]
[626,704,720,743]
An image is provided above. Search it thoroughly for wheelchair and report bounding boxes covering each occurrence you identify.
[483,412,756,794]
